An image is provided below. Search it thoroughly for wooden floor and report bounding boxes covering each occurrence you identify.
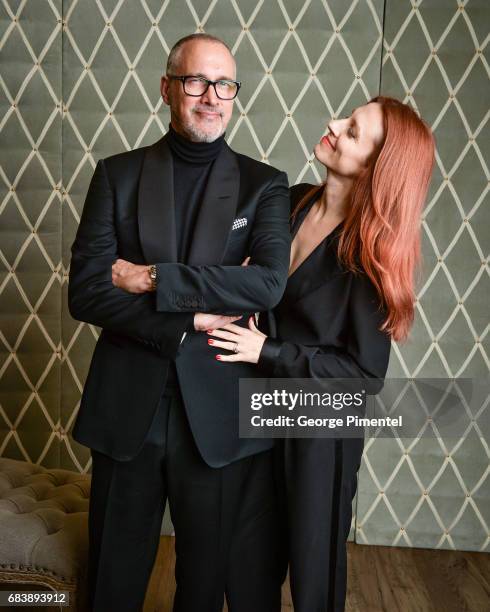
[144,537,489,612]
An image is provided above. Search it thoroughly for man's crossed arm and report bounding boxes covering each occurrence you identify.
[68,158,290,359]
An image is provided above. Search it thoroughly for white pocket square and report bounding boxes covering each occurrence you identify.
[232,217,247,230]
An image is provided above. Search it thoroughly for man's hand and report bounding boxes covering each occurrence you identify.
[194,313,242,331]
[112,259,152,293]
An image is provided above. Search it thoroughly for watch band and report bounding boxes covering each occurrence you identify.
[148,264,157,291]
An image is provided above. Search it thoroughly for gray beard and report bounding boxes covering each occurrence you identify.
[183,119,225,143]
[168,93,226,142]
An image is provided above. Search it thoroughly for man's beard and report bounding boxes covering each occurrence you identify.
[179,106,225,142]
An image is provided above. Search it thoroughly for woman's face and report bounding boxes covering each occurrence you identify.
[314,102,385,178]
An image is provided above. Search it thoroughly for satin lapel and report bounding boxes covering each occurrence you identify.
[187,143,240,266]
[137,134,177,264]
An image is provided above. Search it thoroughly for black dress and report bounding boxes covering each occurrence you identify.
[258,183,391,612]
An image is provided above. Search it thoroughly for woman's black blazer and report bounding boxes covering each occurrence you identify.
[258,183,391,381]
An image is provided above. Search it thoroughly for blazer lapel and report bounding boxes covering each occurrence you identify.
[137,134,177,264]
[187,142,240,266]
[284,225,346,305]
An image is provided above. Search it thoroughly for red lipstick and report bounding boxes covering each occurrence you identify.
[321,134,335,150]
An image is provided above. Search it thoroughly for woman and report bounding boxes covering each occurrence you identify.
[207,96,435,611]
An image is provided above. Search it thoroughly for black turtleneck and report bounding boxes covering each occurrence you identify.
[167,124,225,262]
[165,124,225,385]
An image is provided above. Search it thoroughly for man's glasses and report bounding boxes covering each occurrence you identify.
[168,75,241,100]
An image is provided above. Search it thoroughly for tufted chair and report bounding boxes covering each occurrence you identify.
[0,457,90,611]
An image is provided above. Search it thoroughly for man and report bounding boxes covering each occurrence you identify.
[68,34,290,611]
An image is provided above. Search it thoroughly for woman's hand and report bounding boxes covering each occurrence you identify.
[207,316,267,364]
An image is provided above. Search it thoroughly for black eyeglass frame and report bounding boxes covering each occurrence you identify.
[167,75,241,100]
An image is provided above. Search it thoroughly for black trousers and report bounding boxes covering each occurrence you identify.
[275,437,364,612]
[87,385,282,612]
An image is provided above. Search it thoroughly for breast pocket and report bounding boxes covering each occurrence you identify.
[227,225,249,242]
[223,228,250,264]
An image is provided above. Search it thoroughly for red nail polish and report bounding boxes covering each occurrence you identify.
[208,339,214,345]
[216,355,221,360]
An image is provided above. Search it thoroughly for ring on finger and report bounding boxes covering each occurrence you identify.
[232,342,239,354]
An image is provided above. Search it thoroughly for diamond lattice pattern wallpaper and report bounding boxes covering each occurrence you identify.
[0,0,488,551]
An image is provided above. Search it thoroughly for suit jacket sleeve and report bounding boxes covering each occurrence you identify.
[258,271,391,386]
[68,159,193,359]
[154,171,291,314]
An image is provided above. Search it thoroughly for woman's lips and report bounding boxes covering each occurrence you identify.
[321,135,335,150]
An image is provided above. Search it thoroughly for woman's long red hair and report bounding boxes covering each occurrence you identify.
[294,96,435,342]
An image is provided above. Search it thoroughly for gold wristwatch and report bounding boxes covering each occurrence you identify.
[148,264,157,291]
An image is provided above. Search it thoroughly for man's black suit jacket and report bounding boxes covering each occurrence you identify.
[68,134,290,467]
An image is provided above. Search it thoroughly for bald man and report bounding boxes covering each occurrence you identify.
[69,33,290,611]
